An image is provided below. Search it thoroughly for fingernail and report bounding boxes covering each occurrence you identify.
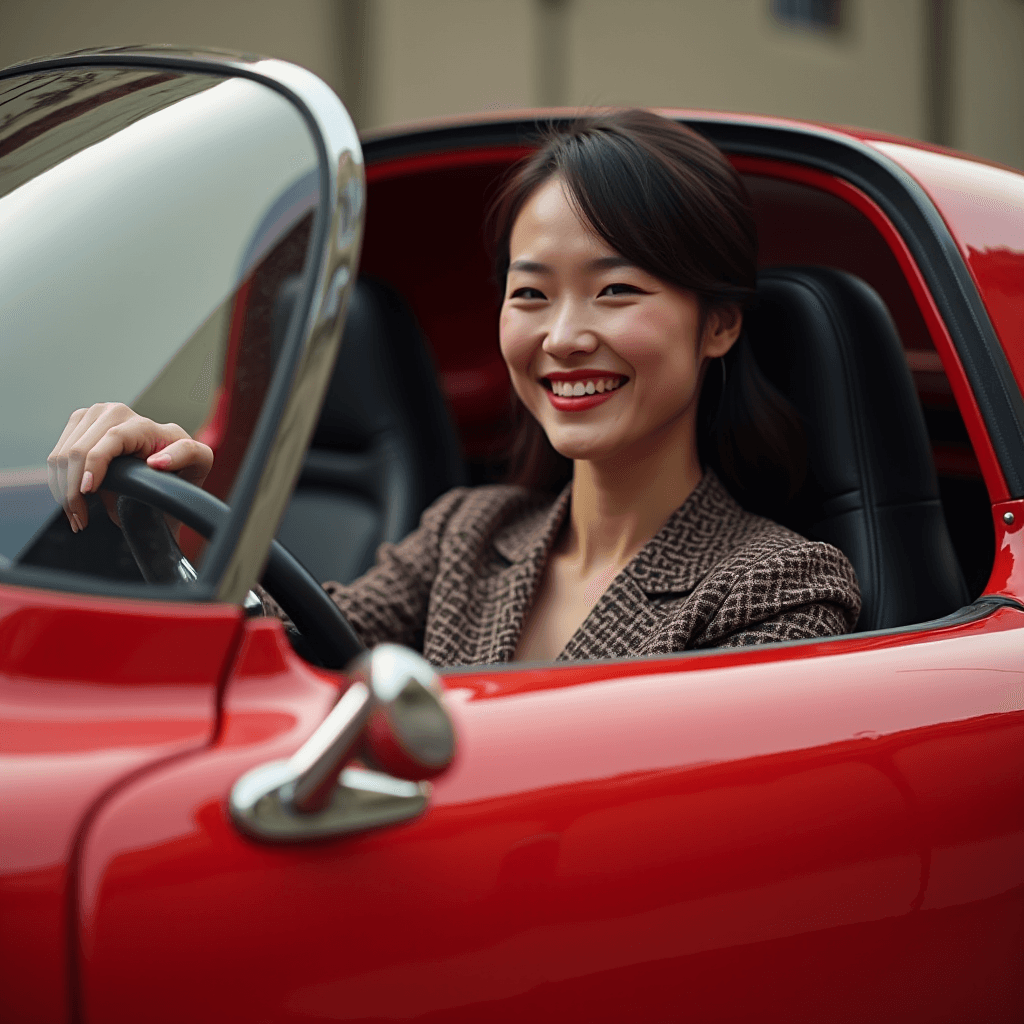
[72,513,84,532]
[81,471,93,494]
[69,515,78,533]
[148,453,171,468]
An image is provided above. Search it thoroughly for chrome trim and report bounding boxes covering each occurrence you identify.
[205,58,364,603]
[232,763,429,844]
[230,645,453,844]
[349,644,457,773]
[290,680,374,810]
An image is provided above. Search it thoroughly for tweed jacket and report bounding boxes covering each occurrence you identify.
[268,470,861,667]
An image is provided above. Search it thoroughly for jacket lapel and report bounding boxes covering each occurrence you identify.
[484,484,572,663]
[559,572,664,661]
[624,470,748,597]
[560,471,748,660]
[481,471,747,663]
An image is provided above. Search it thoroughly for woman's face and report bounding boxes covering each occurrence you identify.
[499,176,739,467]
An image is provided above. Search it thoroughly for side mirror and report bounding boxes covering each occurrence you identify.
[230,645,456,843]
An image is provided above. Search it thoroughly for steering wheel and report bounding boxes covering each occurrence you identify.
[103,456,365,669]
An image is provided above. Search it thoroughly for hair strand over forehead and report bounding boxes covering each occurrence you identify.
[490,108,758,311]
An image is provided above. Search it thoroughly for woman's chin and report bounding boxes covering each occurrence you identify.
[533,406,639,465]
[547,432,624,465]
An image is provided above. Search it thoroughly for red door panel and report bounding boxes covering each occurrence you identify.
[77,607,1024,1023]
[0,584,241,1024]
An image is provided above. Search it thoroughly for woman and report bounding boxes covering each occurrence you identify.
[50,110,860,665]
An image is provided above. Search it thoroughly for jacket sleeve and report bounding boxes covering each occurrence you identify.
[694,540,861,649]
[261,487,471,651]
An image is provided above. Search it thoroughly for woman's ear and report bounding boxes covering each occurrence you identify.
[703,303,743,359]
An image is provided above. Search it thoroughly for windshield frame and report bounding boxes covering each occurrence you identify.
[0,46,363,604]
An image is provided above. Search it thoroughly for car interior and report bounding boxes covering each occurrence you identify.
[15,133,995,642]
[278,142,995,639]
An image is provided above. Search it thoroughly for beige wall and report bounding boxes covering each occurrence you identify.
[1,0,1021,169]
[366,0,535,126]
[954,0,1024,170]
[359,0,927,137]
[0,0,347,98]
[566,0,926,138]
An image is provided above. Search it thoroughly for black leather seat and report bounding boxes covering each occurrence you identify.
[276,277,467,584]
[748,266,969,631]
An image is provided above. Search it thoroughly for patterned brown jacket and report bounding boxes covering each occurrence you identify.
[269,469,861,667]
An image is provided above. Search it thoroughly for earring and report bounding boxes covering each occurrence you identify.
[719,356,728,403]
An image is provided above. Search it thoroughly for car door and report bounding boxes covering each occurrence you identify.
[73,139,1024,1024]
[0,49,361,1024]
[72,593,1024,1023]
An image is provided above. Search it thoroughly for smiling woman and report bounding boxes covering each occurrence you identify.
[56,108,861,664]
[485,110,860,660]
[251,111,859,664]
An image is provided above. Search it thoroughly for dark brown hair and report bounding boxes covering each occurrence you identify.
[489,109,804,515]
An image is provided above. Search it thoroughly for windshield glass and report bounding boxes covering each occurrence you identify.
[0,67,320,581]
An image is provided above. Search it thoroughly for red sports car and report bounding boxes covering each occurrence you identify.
[2,45,1023,1024]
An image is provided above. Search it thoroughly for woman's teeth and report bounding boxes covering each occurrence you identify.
[549,377,624,397]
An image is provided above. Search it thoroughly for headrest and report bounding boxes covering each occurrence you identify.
[748,266,969,630]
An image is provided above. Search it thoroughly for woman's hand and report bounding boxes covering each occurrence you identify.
[48,403,213,533]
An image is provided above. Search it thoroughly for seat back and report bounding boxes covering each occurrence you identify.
[276,277,467,583]
[748,266,969,630]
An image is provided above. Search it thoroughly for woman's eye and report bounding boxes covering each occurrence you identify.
[510,286,546,300]
[599,282,643,297]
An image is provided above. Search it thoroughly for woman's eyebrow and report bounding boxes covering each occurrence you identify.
[587,255,636,271]
[508,259,550,274]
[509,256,637,274]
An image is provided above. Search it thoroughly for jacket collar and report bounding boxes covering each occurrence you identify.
[491,469,748,596]
[492,483,573,566]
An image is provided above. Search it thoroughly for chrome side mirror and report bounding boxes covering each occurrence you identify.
[230,645,455,843]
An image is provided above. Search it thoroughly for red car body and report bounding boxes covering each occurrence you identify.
[2,52,1023,1023]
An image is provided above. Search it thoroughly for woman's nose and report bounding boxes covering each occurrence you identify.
[542,301,598,357]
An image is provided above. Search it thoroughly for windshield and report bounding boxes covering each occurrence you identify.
[0,67,320,580]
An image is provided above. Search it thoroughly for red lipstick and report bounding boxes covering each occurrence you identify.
[546,390,619,411]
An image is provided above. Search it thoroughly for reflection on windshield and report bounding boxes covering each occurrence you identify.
[0,68,320,565]
[0,68,219,203]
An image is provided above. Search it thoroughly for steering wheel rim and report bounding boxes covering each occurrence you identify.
[103,456,365,668]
